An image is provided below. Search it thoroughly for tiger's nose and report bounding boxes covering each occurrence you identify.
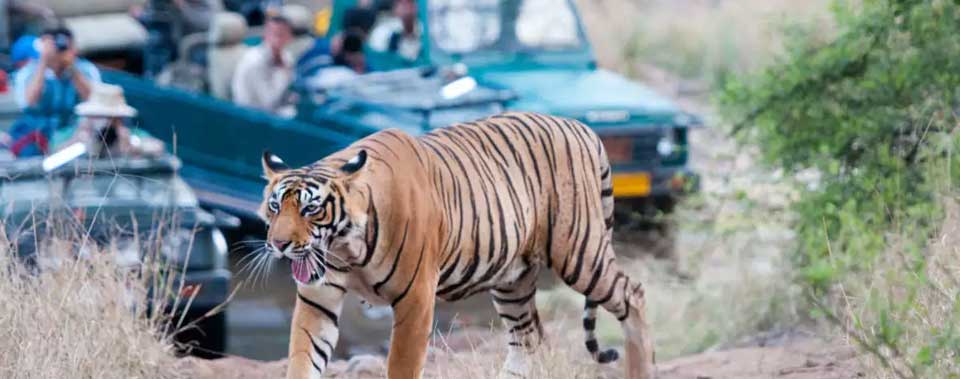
[272,239,292,252]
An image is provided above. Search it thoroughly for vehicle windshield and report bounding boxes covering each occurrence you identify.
[428,0,584,54]
[1,173,198,209]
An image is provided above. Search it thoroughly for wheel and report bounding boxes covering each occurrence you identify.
[613,197,677,259]
[175,311,227,358]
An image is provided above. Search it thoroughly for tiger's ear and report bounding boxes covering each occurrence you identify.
[262,150,289,179]
[340,150,367,176]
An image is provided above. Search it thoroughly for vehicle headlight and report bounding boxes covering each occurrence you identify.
[161,229,197,266]
[657,130,676,157]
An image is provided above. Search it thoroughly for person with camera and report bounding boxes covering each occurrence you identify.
[10,27,101,157]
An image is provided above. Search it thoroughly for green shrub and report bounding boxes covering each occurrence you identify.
[721,0,960,377]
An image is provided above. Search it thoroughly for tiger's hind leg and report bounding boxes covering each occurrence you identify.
[559,243,655,379]
[490,263,544,378]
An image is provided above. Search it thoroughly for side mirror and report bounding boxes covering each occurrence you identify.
[211,208,241,229]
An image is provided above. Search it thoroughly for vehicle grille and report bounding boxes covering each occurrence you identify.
[600,130,661,165]
[631,131,661,163]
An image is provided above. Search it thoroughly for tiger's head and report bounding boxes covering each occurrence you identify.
[259,150,369,285]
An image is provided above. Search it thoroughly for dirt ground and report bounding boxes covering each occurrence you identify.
[656,339,862,379]
[183,332,863,378]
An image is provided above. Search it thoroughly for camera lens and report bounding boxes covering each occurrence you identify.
[54,34,70,51]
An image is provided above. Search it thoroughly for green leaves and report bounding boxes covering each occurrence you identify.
[721,0,960,376]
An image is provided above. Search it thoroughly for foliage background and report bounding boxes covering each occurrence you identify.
[719,0,960,377]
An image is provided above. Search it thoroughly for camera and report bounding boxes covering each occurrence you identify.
[53,33,70,52]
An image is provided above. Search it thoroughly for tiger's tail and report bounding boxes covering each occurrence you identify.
[583,302,619,363]
[583,139,619,364]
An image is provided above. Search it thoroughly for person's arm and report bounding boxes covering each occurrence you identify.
[22,61,47,107]
[66,51,99,101]
[70,65,96,101]
[21,38,57,107]
[231,56,259,107]
[262,62,293,111]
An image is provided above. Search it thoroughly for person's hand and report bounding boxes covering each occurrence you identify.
[61,48,77,70]
[38,37,56,66]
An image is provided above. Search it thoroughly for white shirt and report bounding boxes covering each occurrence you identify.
[231,45,294,114]
[368,18,422,63]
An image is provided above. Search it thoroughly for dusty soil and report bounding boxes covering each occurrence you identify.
[182,333,862,379]
[657,337,862,379]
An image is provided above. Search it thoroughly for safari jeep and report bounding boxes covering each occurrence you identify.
[308,0,701,216]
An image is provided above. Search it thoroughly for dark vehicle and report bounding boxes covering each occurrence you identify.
[0,154,233,355]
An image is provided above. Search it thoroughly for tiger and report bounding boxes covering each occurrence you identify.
[259,112,655,379]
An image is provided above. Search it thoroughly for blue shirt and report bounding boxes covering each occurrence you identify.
[13,59,101,130]
[296,38,334,77]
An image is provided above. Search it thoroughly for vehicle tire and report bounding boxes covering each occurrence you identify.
[613,197,677,259]
[175,311,227,358]
[196,311,227,358]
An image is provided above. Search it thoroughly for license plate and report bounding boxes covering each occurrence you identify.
[612,172,651,197]
[601,136,634,164]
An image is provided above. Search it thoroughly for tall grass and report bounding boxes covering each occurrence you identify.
[576,0,835,85]
[0,222,185,378]
[820,193,960,378]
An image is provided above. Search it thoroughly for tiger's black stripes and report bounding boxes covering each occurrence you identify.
[390,246,426,307]
[324,282,346,292]
[297,293,338,327]
[373,220,411,295]
[302,327,330,366]
[492,290,536,305]
[262,112,654,379]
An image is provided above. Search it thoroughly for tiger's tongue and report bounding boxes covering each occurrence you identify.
[291,259,311,283]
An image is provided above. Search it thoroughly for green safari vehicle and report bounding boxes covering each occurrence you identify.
[103,0,700,223]
[309,0,701,212]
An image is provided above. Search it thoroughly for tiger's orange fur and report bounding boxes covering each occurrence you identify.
[260,112,655,379]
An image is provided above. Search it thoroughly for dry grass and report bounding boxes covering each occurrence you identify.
[576,0,836,84]
[429,320,614,379]
[829,197,960,378]
[0,228,185,379]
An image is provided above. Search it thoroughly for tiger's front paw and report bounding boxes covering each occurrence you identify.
[498,350,532,379]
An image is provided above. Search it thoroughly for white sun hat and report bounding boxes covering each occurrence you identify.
[74,83,138,118]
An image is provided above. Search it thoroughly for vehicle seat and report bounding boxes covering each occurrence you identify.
[46,0,148,56]
[282,4,314,59]
[207,12,249,100]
